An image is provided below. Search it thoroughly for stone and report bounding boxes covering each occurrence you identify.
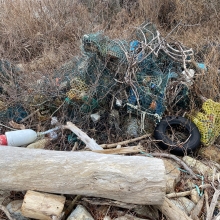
[163,159,181,193]
[170,197,195,215]
[67,205,94,220]
[7,200,29,220]
[199,145,220,164]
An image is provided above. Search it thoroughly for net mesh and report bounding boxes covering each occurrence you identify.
[192,99,220,146]
[0,22,193,141]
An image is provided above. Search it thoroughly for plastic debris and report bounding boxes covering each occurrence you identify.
[0,129,37,146]
[192,99,220,145]
[90,112,100,122]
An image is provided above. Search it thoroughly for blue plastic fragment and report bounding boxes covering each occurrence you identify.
[197,63,207,70]
[130,40,140,52]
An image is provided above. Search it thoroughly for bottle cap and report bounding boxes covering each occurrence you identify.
[0,135,7,145]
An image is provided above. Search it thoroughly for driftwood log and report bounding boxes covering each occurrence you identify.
[0,146,166,205]
[21,190,65,220]
[156,197,193,220]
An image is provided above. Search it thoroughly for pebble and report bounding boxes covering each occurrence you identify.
[67,205,94,220]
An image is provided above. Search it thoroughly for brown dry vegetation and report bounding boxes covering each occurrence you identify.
[0,0,219,96]
[0,0,220,219]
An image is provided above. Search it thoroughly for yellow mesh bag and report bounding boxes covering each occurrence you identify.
[66,77,89,100]
[192,99,220,146]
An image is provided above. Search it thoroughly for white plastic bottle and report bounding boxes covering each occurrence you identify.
[0,129,37,147]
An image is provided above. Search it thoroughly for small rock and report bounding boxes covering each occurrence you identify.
[67,205,94,220]
[7,200,29,220]
[103,216,112,220]
[163,159,181,193]
[170,197,195,215]
[182,156,212,176]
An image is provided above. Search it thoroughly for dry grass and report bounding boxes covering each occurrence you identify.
[0,1,219,219]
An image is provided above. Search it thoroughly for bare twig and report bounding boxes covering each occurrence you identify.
[205,189,210,219]
[100,134,151,149]
[93,145,144,154]
[0,205,16,220]
[61,195,81,220]
[190,195,204,220]
[64,122,103,150]
[20,108,39,123]
[149,153,198,179]
[206,183,220,220]
[166,190,191,198]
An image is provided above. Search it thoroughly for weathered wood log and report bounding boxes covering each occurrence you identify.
[0,146,166,205]
[156,197,193,220]
[21,190,65,220]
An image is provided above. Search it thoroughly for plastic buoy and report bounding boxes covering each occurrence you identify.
[0,129,37,147]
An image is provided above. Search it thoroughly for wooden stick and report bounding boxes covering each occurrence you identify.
[204,189,210,219]
[166,191,191,198]
[20,109,39,123]
[93,145,143,154]
[82,197,137,210]
[149,153,198,179]
[0,205,15,220]
[63,122,103,150]
[190,195,204,220]
[206,183,220,220]
[156,197,193,220]
[100,134,151,149]
[61,195,81,220]
[166,184,211,199]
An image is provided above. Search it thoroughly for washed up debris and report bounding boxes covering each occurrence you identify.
[0,129,37,146]
[182,156,212,176]
[192,99,220,146]
[199,145,220,164]
[21,190,65,220]
[163,159,181,193]
[67,205,94,220]
[170,197,195,215]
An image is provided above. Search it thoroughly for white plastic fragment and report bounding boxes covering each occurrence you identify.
[5,129,37,147]
[90,113,100,122]
[51,116,58,126]
[67,205,94,220]
[116,98,122,107]
[182,69,195,85]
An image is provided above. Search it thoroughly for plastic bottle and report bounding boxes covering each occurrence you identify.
[0,129,37,147]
